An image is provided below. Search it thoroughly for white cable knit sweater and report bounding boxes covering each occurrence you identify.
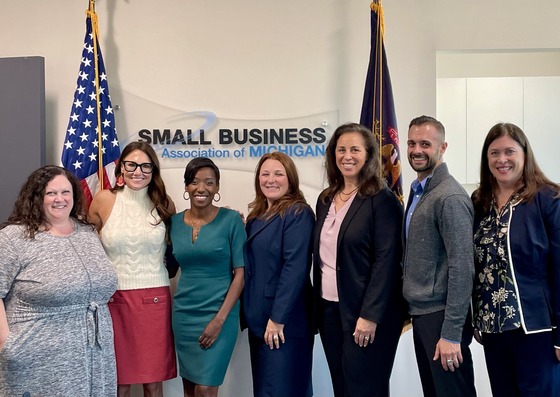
[101,186,170,290]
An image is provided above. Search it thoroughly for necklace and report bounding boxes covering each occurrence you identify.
[338,190,356,202]
[339,187,359,196]
[186,208,217,242]
[338,187,358,202]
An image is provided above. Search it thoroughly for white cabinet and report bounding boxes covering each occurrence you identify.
[524,77,560,183]
[436,78,467,182]
[437,76,560,184]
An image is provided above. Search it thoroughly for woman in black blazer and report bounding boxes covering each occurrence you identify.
[313,123,406,397]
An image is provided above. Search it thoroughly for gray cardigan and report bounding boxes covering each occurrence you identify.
[403,163,474,342]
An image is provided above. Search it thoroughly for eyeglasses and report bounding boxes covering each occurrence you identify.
[122,161,154,174]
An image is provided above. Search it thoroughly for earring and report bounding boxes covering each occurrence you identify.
[183,191,190,201]
[213,193,221,202]
[116,175,125,187]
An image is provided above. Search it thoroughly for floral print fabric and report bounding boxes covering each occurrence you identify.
[473,196,521,333]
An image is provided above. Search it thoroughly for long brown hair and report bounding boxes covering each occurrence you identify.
[319,123,385,204]
[113,142,172,225]
[247,152,309,222]
[472,122,559,214]
[1,165,90,238]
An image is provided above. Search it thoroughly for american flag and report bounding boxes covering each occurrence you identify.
[61,7,120,207]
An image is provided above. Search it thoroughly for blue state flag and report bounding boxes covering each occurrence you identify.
[360,1,403,203]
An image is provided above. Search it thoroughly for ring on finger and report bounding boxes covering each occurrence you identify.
[447,359,454,365]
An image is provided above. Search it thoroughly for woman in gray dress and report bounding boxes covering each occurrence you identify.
[0,165,118,397]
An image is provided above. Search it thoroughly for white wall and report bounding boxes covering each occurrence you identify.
[2,1,560,396]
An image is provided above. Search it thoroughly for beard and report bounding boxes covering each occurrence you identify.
[408,153,437,174]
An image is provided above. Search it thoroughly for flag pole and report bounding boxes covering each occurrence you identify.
[371,0,385,177]
[87,0,105,190]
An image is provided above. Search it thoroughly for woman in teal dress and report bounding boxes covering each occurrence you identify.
[168,157,245,397]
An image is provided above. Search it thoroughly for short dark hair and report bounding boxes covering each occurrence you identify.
[408,115,446,140]
[184,157,221,186]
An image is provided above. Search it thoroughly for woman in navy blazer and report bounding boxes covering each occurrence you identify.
[313,123,406,397]
[243,152,314,397]
[471,123,560,397]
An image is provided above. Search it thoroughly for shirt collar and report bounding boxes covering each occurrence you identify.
[411,173,433,193]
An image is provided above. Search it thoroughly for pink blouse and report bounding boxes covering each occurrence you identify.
[319,193,357,301]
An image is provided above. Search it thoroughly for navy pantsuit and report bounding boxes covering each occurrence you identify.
[242,204,314,397]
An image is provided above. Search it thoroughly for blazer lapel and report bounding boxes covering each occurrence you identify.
[315,199,330,228]
[337,196,366,250]
[246,213,280,244]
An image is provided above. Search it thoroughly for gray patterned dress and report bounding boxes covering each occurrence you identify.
[0,223,118,397]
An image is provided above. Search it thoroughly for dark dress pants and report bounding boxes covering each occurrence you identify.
[412,310,476,397]
[318,298,402,397]
[482,328,560,397]
[248,331,313,397]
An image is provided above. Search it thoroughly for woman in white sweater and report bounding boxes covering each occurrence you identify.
[89,142,177,397]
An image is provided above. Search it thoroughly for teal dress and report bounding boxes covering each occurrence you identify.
[169,208,246,386]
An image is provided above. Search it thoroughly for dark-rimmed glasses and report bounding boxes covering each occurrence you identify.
[122,161,154,174]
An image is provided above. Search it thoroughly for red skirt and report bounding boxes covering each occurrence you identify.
[109,286,177,384]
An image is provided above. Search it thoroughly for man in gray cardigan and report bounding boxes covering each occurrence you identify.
[403,115,476,397]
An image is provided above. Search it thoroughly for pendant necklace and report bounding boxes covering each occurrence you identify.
[186,208,216,242]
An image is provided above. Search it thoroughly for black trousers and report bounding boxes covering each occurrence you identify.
[482,328,560,397]
[412,310,477,397]
[318,298,402,397]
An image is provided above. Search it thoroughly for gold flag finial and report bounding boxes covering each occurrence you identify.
[370,1,385,36]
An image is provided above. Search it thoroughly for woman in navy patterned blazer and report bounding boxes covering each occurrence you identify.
[472,123,560,397]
